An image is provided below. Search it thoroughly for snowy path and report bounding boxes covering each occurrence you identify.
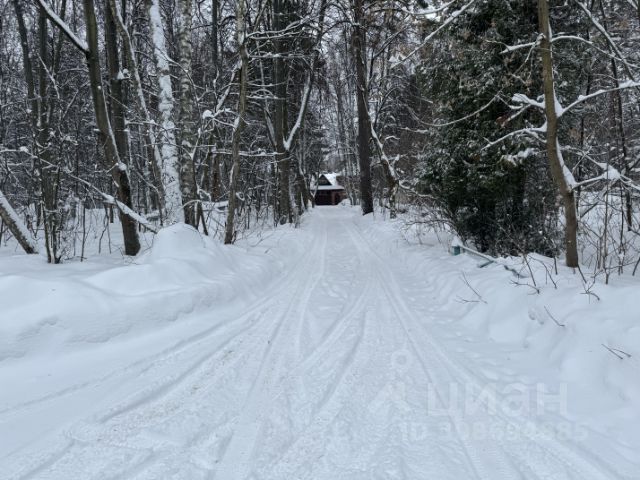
[0,208,622,479]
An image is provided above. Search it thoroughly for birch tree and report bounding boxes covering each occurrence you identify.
[146,0,184,224]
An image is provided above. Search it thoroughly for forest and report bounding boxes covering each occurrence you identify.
[3,1,640,477]
[1,0,639,276]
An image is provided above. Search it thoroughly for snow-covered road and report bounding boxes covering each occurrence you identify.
[0,208,627,479]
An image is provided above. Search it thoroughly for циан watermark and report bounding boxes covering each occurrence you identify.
[367,349,588,443]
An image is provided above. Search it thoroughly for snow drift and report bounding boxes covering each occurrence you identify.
[0,223,309,362]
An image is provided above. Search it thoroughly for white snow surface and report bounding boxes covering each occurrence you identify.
[1,207,639,479]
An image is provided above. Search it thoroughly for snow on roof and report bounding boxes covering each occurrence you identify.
[314,173,344,190]
[322,173,339,185]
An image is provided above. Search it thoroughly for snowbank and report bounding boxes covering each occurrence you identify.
[0,223,309,362]
[355,210,640,475]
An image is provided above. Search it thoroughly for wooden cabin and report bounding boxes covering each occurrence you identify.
[314,173,347,206]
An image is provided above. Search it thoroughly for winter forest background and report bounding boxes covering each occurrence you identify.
[4,1,640,476]
[1,0,640,277]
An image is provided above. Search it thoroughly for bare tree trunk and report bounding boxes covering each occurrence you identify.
[15,0,62,261]
[295,159,313,212]
[108,0,167,221]
[538,0,579,267]
[177,0,198,227]
[370,123,399,218]
[37,8,58,261]
[12,0,38,127]
[353,0,373,215]
[596,0,633,230]
[274,0,291,224]
[105,3,129,168]
[13,0,44,257]
[84,0,140,255]
[224,0,248,244]
[610,61,632,230]
[212,151,221,201]
[0,190,38,254]
[212,0,219,78]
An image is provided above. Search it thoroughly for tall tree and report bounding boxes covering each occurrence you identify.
[13,0,63,261]
[352,0,373,215]
[224,0,249,243]
[177,0,198,227]
[85,0,141,254]
[146,0,184,223]
[538,0,579,267]
[274,0,291,224]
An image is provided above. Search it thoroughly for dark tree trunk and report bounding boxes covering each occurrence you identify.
[178,0,198,227]
[84,0,140,255]
[353,0,373,215]
[0,190,38,254]
[538,0,579,267]
[105,2,129,165]
[274,0,291,224]
[107,0,167,220]
[212,0,219,78]
[37,7,61,262]
[225,0,248,244]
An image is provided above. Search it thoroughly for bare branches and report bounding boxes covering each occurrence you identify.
[602,344,632,360]
[394,0,479,66]
[575,0,637,80]
[36,0,89,54]
[544,306,565,327]
[457,272,487,304]
[561,81,640,117]
[0,190,39,254]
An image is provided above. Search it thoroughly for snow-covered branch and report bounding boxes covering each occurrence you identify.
[482,125,546,151]
[0,190,38,254]
[501,40,538,54]
[561,81,640,117]
[511,93,545,110]
[36,0,89,54]
[283,73,312,151]
[575,1,637,79]
[393,0,479,66]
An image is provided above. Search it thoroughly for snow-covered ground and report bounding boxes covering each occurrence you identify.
[1,207,638,479]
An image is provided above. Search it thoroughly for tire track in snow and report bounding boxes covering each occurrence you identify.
[350,217,617,480]
[260,308,374,479]
[214,221,331,480]
[16,212,370,480]
[220,209,381,479]
[6,208,620,480]
[7,226,327,480]
[344,220,496,480]
[0,229,319,423]
[9,311,274,480]
[260,212,414,479]
[214,212,383,479]
[87,228,330,478]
